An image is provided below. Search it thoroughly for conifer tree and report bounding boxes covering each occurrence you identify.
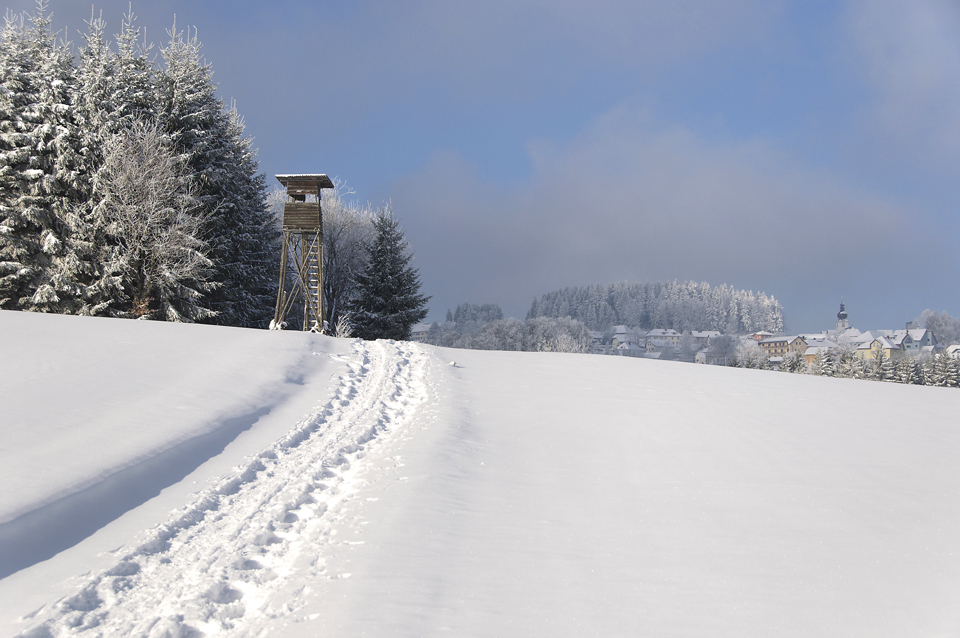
[877,349,895,382]
[0,4,82,312]
[348,207,429,340]
[159,27,276,327]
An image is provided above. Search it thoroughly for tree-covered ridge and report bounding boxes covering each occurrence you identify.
[527,280,784,334]
[0,4,278,326]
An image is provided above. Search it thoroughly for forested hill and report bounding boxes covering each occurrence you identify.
[527,281,784,334]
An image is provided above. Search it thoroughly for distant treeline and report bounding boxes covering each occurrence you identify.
[527,281,784,334]
[752,349,960,389]
[428,310,591,353]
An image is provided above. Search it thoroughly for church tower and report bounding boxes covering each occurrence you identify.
[836,302,849,333]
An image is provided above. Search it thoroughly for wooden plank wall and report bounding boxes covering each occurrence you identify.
[283,202,321,230]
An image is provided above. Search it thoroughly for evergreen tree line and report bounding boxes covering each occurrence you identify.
[735,349,960,389]
[527,280,784,334]
[428,311,591,354]
[0,4,277,325]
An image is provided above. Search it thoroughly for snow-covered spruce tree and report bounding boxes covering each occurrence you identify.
[808,349,831,376]
[0,4,83,312]
[930,352,958,388]
[780,352,805,373]
[94,119,215,321]
[348,206,428,341]
[159,27,276,327]
[877,349,895,382]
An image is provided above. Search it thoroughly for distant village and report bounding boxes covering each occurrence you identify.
[411,303,960,378]
[577,303,957,369]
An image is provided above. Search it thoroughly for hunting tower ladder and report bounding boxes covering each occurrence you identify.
[272,174,334,331]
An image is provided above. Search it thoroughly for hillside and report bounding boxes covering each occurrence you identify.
[2,310,959,637]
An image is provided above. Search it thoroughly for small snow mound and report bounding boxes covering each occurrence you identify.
[146,616,200,638]
[60,585,101,613]
[105,561,141,577]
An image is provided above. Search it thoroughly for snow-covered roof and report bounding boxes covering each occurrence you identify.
[275,174,334,191]
[858,336,900,351]
[646,338,674,347]
[646,329,680,337]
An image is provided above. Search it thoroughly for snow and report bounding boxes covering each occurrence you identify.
[2,310,960,636]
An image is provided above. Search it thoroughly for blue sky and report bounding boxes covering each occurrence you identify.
[15,0,960,332]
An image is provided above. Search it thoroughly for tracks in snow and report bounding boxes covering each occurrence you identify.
[17,339,433,638]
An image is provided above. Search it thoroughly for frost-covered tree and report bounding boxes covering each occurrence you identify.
[348,206,428,341]
[93,119,214,321]
[441,315,590,353]
[919,310,960,346]
[0,4,82,311]
[678,330,699,363]
[158,27,276,327]
[808,349,832,376]
[929,352,958,388]
[708,334,738,366]
[527,280,784,334]
[319,181,375,329]
[876,349,895,382]
[0,5,279,327]
[69,9,163,315]
[780,352,805,374]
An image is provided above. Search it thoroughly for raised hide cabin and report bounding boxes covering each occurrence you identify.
[272,174,334,332]
[276,174,333,231]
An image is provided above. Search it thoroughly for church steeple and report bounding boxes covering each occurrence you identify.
[837,301,849,332]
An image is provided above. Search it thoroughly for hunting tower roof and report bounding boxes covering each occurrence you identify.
[276,174,334,195]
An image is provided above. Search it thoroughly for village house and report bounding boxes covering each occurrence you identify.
[804,340,839,365]
[856,336,903,361]
[691,330,721,346]
[616,341,645,356]
[645,339,675,355]
[610,326,639,348]
[885,327,937,354]
[410,323,431,342]
[645,329,681,347]
[758,336,807,358]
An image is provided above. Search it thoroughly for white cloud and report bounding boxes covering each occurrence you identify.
[846,0,960,160]
[393,104,923,323]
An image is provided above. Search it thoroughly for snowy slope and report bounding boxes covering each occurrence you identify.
[3,311,960,636]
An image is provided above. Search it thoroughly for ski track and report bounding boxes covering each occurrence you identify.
[16,339,433,638]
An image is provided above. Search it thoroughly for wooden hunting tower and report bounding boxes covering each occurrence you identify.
[272,174,334,331]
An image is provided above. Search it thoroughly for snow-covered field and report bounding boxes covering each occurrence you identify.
[2,310,960,637]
